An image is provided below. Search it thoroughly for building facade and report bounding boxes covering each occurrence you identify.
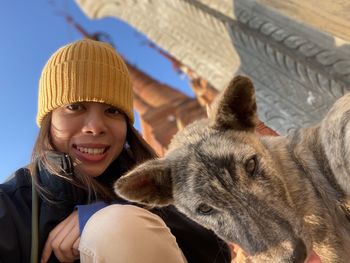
[76,0,350,134]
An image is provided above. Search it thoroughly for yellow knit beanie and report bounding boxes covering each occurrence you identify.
[37,39,133,126]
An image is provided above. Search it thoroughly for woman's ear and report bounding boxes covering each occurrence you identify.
[209,76,258,132]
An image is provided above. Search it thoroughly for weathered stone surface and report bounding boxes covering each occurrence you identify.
[76,0,350,134]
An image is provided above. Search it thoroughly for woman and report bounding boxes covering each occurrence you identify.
[0,39,231,263]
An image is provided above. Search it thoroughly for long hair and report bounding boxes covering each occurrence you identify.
[30,112,157,203]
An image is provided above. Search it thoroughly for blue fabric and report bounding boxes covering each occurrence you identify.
[77,201,108,234]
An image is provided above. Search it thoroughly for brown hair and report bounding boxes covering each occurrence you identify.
[30,113,157,203]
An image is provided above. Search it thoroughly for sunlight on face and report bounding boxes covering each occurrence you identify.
[50,102,127,178]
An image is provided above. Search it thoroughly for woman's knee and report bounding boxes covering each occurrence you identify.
[79,204,187,263]
[82,204,168,237]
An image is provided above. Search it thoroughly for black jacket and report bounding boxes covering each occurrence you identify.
[0,152,231,263]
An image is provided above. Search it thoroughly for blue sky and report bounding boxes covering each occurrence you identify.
[0,0,193,182]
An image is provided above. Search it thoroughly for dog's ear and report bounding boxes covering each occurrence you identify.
[114,158,173,206]
[209,75,258,132]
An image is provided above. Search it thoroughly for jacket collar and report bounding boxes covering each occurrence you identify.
[37,151,87,206]
[36,149,134,205]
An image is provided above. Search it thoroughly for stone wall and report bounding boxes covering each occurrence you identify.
[76,0,350,134]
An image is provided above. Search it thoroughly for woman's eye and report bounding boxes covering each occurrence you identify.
[66,104,83,111]
[106,107,121,115]
[245,156,258,176]
[196,204,214,215]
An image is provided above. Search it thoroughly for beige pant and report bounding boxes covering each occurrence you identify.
[79,204,187,263]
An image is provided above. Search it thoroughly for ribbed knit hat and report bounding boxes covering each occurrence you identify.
[37,39,133,126]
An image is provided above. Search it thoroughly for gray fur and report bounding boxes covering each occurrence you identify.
[115,76,350,262]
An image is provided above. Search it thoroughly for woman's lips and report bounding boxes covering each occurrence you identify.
[72,144,110,162]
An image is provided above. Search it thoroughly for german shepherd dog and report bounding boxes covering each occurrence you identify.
[115,76,350,262]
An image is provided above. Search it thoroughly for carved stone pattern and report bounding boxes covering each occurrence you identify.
[227,7,350,133]
[78,0,350,134]
[193,0,234,19]
[150,0,238,89]
[236,57,313,133]
[85,0,240,89]
[235,8,350,84]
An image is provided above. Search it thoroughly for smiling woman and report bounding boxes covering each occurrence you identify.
[0,39,231,263]
[50,102,127,178]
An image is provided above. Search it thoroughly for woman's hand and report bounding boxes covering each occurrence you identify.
[41,210,80,263]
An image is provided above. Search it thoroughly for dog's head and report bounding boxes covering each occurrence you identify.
[115,76,312,262]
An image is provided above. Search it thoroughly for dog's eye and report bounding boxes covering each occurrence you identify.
[197,203,214,215]
[245,156,258,175]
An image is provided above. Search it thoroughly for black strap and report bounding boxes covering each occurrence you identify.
[30,169,39,263]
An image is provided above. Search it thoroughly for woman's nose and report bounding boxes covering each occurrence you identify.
[82,112,106,135]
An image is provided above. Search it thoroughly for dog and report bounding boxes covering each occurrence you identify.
[115,76,350,262]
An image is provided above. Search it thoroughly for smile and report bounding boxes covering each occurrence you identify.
[74,145,109,155]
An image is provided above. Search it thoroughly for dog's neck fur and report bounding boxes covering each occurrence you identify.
[261,128,350,259]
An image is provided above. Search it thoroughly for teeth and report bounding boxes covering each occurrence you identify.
[77,146,105,155]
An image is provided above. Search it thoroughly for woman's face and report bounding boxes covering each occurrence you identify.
[50,102,127,178]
